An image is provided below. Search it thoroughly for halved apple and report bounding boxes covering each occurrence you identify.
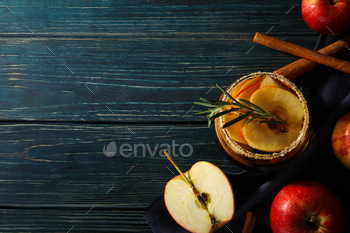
[242,86,304,152]
[164,158,235,233]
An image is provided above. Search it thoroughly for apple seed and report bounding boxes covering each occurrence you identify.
[280,127,289,133]
[201,193,208,201]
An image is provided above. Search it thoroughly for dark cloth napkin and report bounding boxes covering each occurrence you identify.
[144,31,350,233]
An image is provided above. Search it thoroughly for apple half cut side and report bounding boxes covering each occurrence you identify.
[164,152,235,233]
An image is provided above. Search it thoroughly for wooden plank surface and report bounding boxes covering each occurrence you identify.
[1,208,150,232]
[1,1,314,36]
[0,0,318,122]
[0,36,318,122]
[0,123,240,232]
[0,0,321,232]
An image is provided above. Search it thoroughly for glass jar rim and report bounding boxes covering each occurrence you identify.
[217,72,310,160]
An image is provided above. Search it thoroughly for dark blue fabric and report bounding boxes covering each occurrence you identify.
[144,31,350,233]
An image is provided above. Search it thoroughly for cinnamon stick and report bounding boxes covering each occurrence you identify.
[242,211,256,233]
[253,32,350,80]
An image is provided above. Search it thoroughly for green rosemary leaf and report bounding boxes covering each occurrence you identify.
[208,108,241,121]
[193,102,217,108]
[195,109,212,115]
[207,111,217,119]
[206,108,221,120]
[238,98,266,113]
[222,112,252,128]
[199,97,211,103]
[268,111,287,123]
[209,106,226,115]
[199,97,231,105]
[194,83,288,128]
[216,84,238,103]
[245,115,266,125]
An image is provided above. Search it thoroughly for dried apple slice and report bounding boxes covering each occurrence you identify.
[242,86,304,152]
[235,78,262,101]
[229,78,250,100]
[222,77,262,145]
[223,111,247,144]
[259,75,286,89]
[235,77,262,99]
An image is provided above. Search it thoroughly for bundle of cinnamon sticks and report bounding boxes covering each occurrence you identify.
[253,32,350,80]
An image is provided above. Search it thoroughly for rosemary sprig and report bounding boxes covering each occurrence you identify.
[194,84,287,128]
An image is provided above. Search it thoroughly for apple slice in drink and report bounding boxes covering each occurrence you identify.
[224,111,247,144]
[223,76,262,145]
[229,78,250,99]
[259,75,286,89]
[164,152,235,233]
[229,75,262,100]
[242,86,304,152]
[235,78,262,101]
[235,80,262,140]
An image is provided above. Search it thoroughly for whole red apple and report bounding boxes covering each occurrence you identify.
[301,0,350,35]
[332,112,350,169]
[270,180,346,233]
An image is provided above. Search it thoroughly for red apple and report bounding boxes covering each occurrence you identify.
[270,180,346,233]
[332,111,350,169]
[301,0,350,35]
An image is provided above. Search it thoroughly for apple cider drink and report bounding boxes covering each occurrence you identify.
[203,72,311,172]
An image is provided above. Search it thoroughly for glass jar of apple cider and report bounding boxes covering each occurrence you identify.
[213,72,311,173]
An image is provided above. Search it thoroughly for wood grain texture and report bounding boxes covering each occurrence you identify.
[0,123,241,231]
[0,0,321,232]
[0,0,318,122]
[1,0,314,36]
[0,123,242,205]
[0,35,318,122]
[0,209,151,232]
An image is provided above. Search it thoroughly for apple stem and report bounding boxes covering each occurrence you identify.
[164,150,194,188]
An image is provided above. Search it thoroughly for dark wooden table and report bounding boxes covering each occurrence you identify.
[1,1,320,232]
